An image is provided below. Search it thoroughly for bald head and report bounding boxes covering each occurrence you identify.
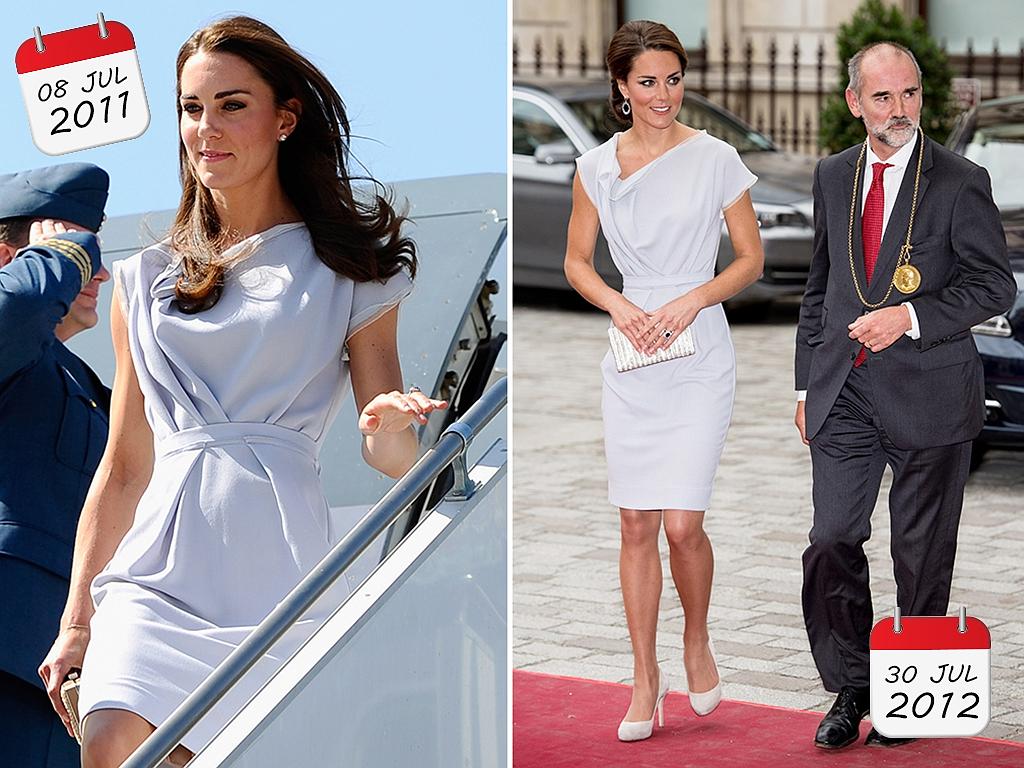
[848,42,922,97]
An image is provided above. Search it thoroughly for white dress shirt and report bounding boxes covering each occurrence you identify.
[797,132,922,402]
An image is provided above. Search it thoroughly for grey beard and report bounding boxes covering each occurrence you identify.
[870,119,919,148]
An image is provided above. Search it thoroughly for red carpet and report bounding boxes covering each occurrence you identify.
[513,670,1024,767]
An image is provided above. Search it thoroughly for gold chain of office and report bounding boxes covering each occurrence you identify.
[847,127,924,309]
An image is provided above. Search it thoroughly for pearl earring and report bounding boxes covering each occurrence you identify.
[278,134,287,142]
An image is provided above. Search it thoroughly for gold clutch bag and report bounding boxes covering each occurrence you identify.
[60,670,83,744]
[608,324,696,372]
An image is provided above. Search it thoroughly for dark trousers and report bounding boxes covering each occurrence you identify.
[801,362,971,692]
[0,670,80,768]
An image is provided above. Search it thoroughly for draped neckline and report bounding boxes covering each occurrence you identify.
[149,221,307,303]
[613,129,707,185]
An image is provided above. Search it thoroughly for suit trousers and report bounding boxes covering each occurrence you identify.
[801,361,971,692]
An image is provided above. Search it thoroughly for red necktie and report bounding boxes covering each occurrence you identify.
[853,161,893,368]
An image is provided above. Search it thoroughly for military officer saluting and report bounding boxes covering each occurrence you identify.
[0,163,110,766]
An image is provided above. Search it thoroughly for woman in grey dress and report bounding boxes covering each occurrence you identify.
[38,17,446,767]
[565,20,764,741]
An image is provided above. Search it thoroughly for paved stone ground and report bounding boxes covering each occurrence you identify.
[512,294,1024,742]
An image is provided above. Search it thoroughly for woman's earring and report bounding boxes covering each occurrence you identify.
[621,99,631,116]
[278,134,287,142]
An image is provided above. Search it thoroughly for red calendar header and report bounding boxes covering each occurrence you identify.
[16,21,135,74]
[870,616,990,650]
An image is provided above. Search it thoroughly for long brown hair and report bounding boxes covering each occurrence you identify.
[606,20,689,126]
[171,16,416,312]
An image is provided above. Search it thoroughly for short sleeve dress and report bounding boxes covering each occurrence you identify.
[575,131,757,511]
[78,222,412,752]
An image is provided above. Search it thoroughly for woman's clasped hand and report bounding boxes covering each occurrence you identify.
[610,291,704,355]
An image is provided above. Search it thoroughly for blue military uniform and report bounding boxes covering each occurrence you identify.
[0,164,109,767]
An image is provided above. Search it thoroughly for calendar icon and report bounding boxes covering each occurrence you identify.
[15,14,150,155]
[870,607,990,738]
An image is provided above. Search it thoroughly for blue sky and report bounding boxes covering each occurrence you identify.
[2,1,507,216]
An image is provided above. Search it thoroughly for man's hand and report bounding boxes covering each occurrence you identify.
[848,305,912,353]
[795,401,809,445]
[28,219,86,246]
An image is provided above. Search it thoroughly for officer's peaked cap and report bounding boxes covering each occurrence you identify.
[0,163,109,232]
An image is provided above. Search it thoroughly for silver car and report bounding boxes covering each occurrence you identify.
[513,80,816,308]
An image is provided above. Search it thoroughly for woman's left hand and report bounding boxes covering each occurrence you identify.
[638,292,704,354]
[359,389,448,435]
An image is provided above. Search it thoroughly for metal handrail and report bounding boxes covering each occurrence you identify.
[121,377,507,768]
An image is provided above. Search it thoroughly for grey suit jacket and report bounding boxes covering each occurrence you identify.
[795,135,1016,449]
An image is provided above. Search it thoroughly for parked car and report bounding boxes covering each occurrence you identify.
[512,79,817,308]
[946,95,1024,464]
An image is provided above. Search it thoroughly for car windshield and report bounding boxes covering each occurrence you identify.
[565,96,775,152]
[961,107,1024,210]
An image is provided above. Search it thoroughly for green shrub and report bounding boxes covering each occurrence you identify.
[820,0,955,153]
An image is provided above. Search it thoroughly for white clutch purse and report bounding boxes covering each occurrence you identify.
[608,324,696,372]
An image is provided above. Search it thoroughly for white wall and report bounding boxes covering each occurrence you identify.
[623,0,709,48]
[928,0,1021,53]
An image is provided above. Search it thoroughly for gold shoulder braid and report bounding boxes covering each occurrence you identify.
[847,127,924,309]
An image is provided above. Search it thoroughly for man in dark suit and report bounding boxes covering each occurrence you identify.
[0,164,110,766]
[794,42,1016,750]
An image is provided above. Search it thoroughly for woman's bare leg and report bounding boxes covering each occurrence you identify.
[82,709,195,768]
[619,508,664,721]
[663,509,719,694]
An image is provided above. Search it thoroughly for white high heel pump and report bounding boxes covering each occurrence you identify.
[686,638,722,716]
[617,667,670,742]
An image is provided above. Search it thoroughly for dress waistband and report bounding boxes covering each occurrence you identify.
[622,272,715,289]
[156,422,319,461]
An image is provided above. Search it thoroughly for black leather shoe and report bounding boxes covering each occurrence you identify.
[814,686,870,749]
[865,727,916,747]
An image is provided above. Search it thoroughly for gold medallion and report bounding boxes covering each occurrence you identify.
[846,128,925,308]
[894,264,921,294]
